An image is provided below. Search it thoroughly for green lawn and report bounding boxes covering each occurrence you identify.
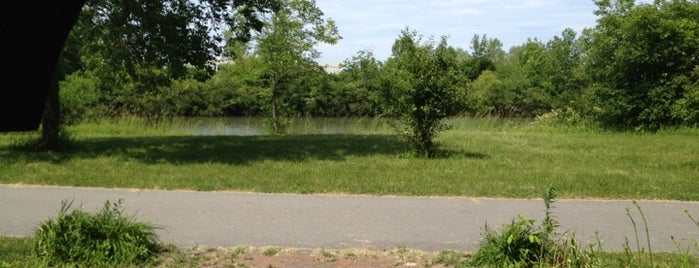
[1,116,697,200]
[2,116,698,267]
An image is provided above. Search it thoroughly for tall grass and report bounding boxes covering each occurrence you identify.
[33,199,164,267]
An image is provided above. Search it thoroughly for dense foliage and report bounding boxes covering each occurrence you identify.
[248,0,340,133]
[57,0,699,132]
[33,199,163,267]
[584,0,699,130]
[58,0,278,124]
[380,29,466,157]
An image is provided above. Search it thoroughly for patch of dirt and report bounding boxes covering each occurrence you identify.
[160,245,461,267]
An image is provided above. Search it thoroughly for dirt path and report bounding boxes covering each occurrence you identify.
[159,245,454,267]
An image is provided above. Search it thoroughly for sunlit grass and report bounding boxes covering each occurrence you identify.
[1,116,697,200]
[0,236,36,267]
[2,118,698,266]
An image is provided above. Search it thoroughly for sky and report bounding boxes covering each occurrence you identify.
[313,0,603,64]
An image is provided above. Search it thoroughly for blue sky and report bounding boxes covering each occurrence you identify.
[313,0,604,64]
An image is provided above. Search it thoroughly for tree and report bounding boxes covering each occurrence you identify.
[246,0,340,134]
[462,34,505,80]
[584,0,699,130]
[504,29,586,116]
[39,0,277,149]
[209,56,269,116]
[465,70,506,114]
[540,28,587,110]
[380,28,466,158]
[0,1,86,133]
[333,50,384,116]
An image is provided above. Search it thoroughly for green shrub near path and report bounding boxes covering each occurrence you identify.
[32,199,164,267]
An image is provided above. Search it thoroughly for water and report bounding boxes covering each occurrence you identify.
[175,117,394,136]
[175,117,265,136]
[173,116,524,136]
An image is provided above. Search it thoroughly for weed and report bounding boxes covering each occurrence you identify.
[32,199,163,267]
[344,252,357,260]
[468,185,608,267]
[672,235,694,267]
[687,210,699,253]
[432,249,468,267]
[469,214,545,267]
[669,209,699,268]
[262,247,280,256]
[469,186,560,267]
[231,246,248,259]
[688,209,699,228]
[393,246,420,264]
[396,245,409,256]
[622,201,654,267]
[320,249,336,259]
[314,248,337,263]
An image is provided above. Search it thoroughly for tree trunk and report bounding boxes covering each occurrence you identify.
[0,0,86,132]
[39,73,61,150]
[271,78,280,134]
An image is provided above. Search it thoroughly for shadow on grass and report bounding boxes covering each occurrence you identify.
[431,148,491,159]
[2,134,416,165]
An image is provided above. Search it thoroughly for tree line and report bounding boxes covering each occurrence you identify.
[56,0,698,138]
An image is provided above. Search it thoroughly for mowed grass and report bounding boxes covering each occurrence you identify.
[1,116,697,201]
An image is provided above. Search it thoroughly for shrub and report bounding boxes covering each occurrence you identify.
[59,71,101,125]
[380,28,466,158]
[468,186,605,267]
[33,199,163,267]
[533,107,586,128]
[469,214,547,267]
[585,0,699,131]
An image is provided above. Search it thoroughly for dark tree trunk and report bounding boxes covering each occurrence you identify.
[0,1,85,132]
[39,73,61,150]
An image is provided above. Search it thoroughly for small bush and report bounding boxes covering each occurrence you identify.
[469,214,547,267]
[533,107,594,129]
[33,199,163,267]
[468,185,606,267]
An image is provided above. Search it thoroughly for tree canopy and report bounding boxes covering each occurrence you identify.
[11,0,699,137]
[585,0,699,130]
[381,28,466,157]
[247,0,340,133]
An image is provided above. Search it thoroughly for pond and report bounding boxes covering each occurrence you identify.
[174,117,396,136]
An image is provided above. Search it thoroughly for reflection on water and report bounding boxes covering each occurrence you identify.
[176,117,264,136]
[174,116,524,136]
[176,117,394,136]
[191,125,263,136]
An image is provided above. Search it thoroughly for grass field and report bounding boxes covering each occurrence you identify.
[1,116,697,201]
[1,116,698,267]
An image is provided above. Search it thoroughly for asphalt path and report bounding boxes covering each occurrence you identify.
[2,184,698,253]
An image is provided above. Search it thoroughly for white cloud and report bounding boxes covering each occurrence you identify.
[314,0,601,63]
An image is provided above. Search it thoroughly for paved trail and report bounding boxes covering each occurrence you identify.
[2,185,698,252]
